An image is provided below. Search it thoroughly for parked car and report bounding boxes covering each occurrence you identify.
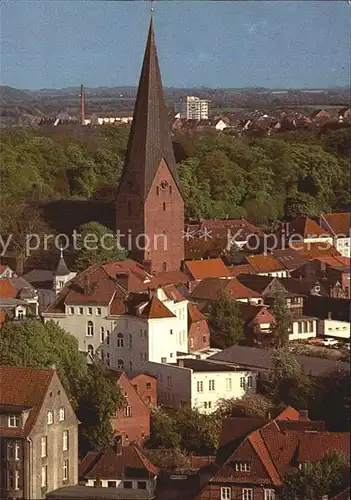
[322,338,339,347]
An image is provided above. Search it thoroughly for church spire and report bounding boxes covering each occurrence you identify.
[118,17,180,200]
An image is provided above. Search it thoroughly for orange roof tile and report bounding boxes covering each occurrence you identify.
[246,254,285,273]
[290,242,342,259]
[0,279,16,299]
[248,430,283,485]
[141,296,175,319]
[320,212,350,236]
[229,264,256,277]
[188,302,206,322]
[185,258,231,280]
[288,216,331,238]
[225,278,262,299]
[0,366,54,436]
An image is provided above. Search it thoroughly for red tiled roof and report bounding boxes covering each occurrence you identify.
[188,302,206,322]
[191,277,260,301]
[137,270,191,290]
[225,279,262,299]
[229,264,256,277]
[314,256,351,269]
[184,259,231,280]
[246,254,285,273]
[162,284,185,302]
[248,430,282,485]
[0,279,16,299]
[141,296,175,319]
[80,445,159,480]
[291,242,342,259]
[320,212,350,236]
[275,406,302,421]
[288,216,331,238]
[0,366,54,436]
[297,432,350,462]
[237,303,275,326]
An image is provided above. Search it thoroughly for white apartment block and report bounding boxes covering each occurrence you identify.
[289,317,318,341]
[176,96,209,120]
[43,280,189,373]
[145,358,258,414]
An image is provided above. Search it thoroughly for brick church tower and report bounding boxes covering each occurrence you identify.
[116,18,184,274]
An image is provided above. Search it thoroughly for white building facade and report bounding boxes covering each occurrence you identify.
[176,96,209,120]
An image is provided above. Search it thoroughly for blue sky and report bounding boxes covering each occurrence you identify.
[1,1,349,90]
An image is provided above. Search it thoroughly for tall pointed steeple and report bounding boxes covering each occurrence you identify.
[116,17,184,274]
[118,18,180,199]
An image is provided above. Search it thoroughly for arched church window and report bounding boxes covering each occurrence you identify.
[87,321,94,336]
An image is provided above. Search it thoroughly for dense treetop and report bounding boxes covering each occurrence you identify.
[0,125,349,228]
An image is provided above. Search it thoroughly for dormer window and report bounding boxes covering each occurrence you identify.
[234,461,251,472]
[8,415,20,428]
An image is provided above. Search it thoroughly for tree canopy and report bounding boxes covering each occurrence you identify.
[208,289,244,348]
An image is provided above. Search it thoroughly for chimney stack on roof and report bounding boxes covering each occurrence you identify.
[299,409,309,421]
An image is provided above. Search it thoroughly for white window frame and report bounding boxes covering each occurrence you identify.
[59,407,65,421]
[242,488,253,500]
[117,333,124,348]
[125,405,132,417]
[264,489,275,500]
[209,379,215,391]
[69,307,74,315]
[47,411,53,425]
[41,465,47,488]
[87,307,93,316]
[41,436,47,457]
[8,415,20,428]
[96,307,101,316]
[240,377,246,389]
[226,378,232,391]
[247,376,253,389]
[14,470,20,490]
[63,459,69,481]
[100,326,105,343]
[86,321,94,337]
[78,307,84,315]
[117,359,124,370]
[63,430,68,451]
[221,486,232,500]
[7,442,14,460]
[197,381,203,392]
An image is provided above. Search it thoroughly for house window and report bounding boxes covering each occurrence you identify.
[240,377,246,389]
[106,352,110,366]
[87,321,94,336]
[100,327,105,343]
[309,321,314,332]
[87,345,94,356]
[197,381,203,392]
[242,488,253,500]
[107,481,117,488]
[106,331,110,345]
[209,380,215,391]
[128,334,132,349]
[8,470,20,491]
[167,376,173,387]
[146,382,152,389]
[226,378,232,391]
[63,459,69,481]
[156,186,159,195]
[170,329,173,335]
[117,333,124,347]
[15,442,20,460]
[264,489,275,500]
[8,415,20,428]
[47,411,53,425]
[41,465,47,488]
[96,307,101,316]
[247,376,253,388]
[163,202,166,211]
[221,487,232,500]
[138,481,147,489]
[41,436,47,457]
[69,307,74,315]
[63,430,68,451]
[235,462,251,472]
[7,442,14,460]
[59,407,65,421]
[162,262,167,272]
[125,405,132,417]
[87,307,93,315]
[161,357,167,363]
[118,359,124,370]
[202,335,207,343]
[124,481,133,488]
[78,307,83,315]
[298,322,302,334]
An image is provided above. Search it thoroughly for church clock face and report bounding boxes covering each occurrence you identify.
[160,180,168,190]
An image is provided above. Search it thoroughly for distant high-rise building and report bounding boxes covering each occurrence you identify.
[176,95,209,120]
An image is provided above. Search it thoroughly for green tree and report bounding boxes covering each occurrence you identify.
[0,319,124,454]
[146,408,181,449]
[74,221,129,271]
[282,451,347,500]
[178,157,214,219]
[208,289,244,347]
[271,290,291,348]
[268,349,315,409]
[216,394,275,419]
[176,407,221,455]
[313,370,350,432]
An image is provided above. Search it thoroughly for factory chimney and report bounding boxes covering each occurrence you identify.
[80,84,85,125]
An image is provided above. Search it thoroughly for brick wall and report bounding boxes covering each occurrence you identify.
[130,373,157,407]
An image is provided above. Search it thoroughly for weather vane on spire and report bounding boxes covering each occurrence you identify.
[150,0,155,14]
